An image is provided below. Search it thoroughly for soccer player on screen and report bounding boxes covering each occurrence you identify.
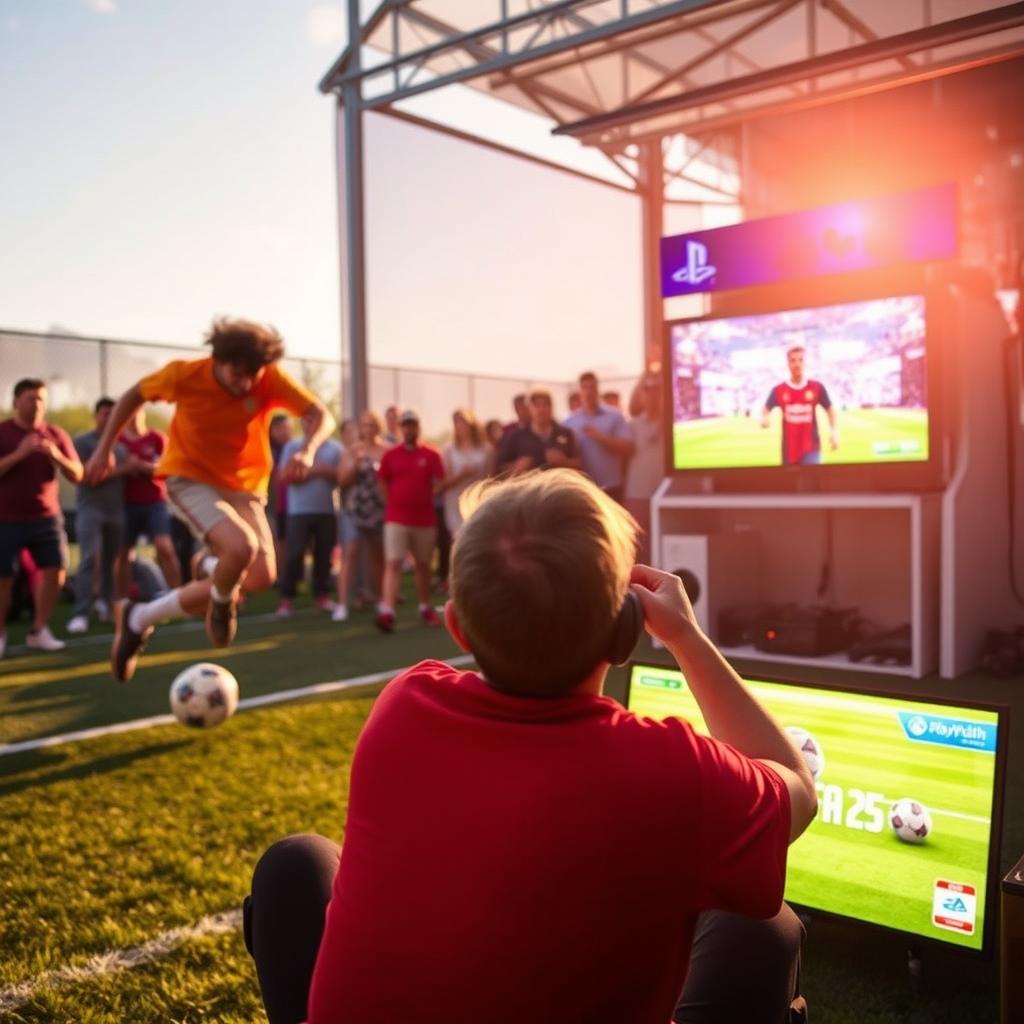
[761,346,839,465]
[83,318,333,682]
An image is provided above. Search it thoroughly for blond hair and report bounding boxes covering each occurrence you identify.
[452,407,484,448]
[452,469,637,696]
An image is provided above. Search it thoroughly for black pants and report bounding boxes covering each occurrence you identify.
[170,516,196,584]
[279,514,335,599]
[244,834,807,1024]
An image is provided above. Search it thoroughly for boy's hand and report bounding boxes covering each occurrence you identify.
[628,564,703,650]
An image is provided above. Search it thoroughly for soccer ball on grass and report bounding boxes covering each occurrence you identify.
[785,726,825,782]
[169,663,240,728]
[889,797,933,844]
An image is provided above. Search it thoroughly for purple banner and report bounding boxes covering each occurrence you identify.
[660,183,958,297]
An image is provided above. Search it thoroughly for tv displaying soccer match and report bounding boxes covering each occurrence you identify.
[626,664,1006,953]
[669,295,929,471]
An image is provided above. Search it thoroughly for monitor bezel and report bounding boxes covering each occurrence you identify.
[662,286,948,493]
[623,659,1009,958]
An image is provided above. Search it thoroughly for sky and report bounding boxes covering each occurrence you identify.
[0,0,649,382]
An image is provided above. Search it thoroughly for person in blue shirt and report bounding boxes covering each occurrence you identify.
[275,411,344,616]
[564,371,635,503]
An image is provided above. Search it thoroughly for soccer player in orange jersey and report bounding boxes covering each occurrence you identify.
[84,318,334,682]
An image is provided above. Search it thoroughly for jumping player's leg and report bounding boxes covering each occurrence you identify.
[202,492,276,646]
[111,481,273,681]
[673,903,806,1024]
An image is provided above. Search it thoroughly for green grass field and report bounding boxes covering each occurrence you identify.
[628,668,999,952]
[673,407,929,469]
[0,587,1018,1022]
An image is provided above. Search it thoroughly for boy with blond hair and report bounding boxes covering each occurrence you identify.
[84,318,333,682]
[244,470,816,1024]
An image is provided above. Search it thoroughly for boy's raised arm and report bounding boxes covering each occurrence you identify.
[629,563,818,843]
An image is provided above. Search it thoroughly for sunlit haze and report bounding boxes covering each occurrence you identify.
[0,0,649,382]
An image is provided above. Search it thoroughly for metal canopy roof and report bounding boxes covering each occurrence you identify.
[319,0,1024,418]
[321,1,1024,154]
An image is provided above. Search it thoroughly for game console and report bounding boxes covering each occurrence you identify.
[754,604,858,657]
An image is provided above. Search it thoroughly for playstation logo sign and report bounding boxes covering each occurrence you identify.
[671,240,717,287]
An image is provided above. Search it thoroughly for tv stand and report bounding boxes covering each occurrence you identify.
[651,481,940,678]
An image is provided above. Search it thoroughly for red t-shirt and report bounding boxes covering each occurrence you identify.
[307,660,790,1024]
[119,429,168,505]
[0,419,77,521]
[765,379,832,465]
[377,443,444,527]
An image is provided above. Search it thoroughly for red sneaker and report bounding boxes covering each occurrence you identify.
[420,607,442,627]
[375,611,396,633]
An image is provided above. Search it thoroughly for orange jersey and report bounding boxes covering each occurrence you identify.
[138,358,315,494]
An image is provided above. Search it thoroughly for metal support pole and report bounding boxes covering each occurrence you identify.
[806,0,816,90]
[638,139,664,371]
[339,0,368,418]
[98,338,109,397]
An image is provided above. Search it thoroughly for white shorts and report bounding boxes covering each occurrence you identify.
[166,476,273,559]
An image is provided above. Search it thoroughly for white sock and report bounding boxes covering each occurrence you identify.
[418,602,430,613]
[130,591,184,633]
[377,602,394,615]
[201,555,219,578]
[211,585,235,604]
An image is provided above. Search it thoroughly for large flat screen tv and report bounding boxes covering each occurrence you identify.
[666,294,943,490]
[625,662,1007,955]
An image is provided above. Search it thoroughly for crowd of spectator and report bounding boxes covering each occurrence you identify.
[0,368,665,653]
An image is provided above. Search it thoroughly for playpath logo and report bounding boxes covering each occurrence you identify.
[897,712,996,753]
[670,240,716,287]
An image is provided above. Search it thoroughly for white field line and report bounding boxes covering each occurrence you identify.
[0,909,243,1013]
[927,808,992,825]
[0,654,475,757]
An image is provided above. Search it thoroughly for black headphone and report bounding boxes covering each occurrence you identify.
[607,589,645,666]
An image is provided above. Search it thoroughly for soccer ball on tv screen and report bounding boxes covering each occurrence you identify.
[785,726,825,782]
[889,797,933,844]
[169,663,240,728]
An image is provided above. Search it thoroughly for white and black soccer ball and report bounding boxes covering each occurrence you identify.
[889,797,933,844]
[169,663,240,728]
[785,726,825,782]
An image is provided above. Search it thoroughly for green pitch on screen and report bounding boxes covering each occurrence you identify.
[673,408,929,470]
[627,666,998,951]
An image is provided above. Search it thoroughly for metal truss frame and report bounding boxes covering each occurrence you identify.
[321,0,1024,410]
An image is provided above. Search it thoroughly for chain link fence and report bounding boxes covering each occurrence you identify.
[0,328,640,440]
